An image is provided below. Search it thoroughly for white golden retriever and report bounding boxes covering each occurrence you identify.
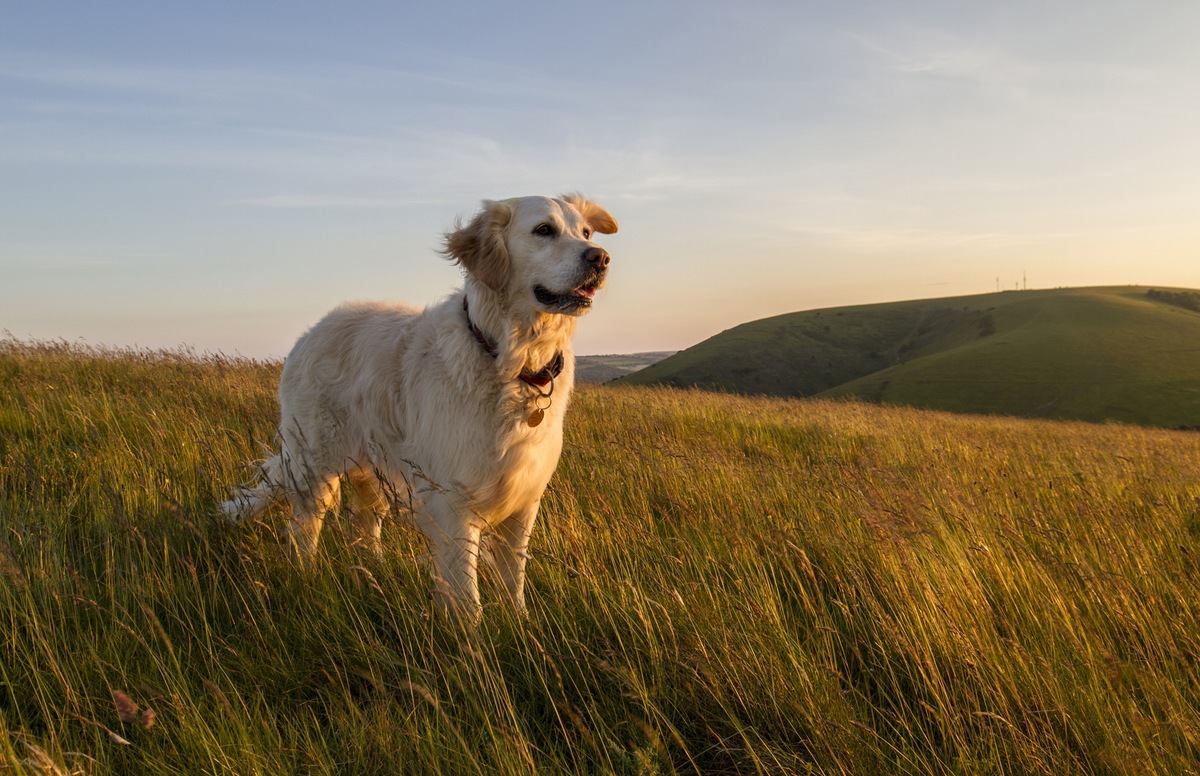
[223,194,617,619]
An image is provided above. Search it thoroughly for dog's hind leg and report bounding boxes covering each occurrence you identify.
[283,470,340,562]
[222,454,286,521]
[346,471,386,555]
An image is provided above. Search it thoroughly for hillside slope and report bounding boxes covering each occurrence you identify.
[620,286,1200,427]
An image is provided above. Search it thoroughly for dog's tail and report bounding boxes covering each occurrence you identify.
[221,454,287,521]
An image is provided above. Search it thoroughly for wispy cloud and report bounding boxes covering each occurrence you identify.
[235,195,444,209]
[0,51,329,113]
[0,252,161,271]
[850,26,1011,79]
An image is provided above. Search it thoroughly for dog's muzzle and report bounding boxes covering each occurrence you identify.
[534,247,610,314]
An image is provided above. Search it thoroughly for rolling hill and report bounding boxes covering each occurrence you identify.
[619,286,1200,428]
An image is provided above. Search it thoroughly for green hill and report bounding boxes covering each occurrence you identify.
[620,286,1200,428]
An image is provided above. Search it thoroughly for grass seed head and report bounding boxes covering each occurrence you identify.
[112,691,138,725]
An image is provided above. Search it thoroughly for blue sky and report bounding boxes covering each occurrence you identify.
[3,1,1198,357]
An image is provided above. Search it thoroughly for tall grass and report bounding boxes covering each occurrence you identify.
[2,338,1199,774]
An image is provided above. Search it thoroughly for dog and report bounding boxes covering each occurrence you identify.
[222,194,617,620]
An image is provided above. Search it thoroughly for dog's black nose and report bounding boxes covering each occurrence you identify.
[583,246,610,269]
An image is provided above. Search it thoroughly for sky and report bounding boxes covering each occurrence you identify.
[3,1,1199,358]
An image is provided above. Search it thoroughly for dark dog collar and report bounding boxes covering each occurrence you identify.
[463,297,564,388]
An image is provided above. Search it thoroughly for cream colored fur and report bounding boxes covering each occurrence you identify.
[222,195,617,619]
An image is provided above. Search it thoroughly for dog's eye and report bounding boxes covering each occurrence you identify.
[533,223,556,238]
[582,228,592,239]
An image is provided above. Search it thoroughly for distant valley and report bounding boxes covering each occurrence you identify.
[574,351,677,383]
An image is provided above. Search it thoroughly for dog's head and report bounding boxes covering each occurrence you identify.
[443,194,618,316]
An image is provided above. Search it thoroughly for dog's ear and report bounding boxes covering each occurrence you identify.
[442,200,514,291]
[562,193,618,235]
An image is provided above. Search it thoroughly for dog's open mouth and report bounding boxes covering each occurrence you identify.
[534,281,601,313]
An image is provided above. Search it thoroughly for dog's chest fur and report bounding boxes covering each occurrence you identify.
[310,295,573,524]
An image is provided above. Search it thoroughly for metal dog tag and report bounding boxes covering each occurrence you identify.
[528,408,545,427]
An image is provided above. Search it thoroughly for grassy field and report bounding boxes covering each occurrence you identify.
[2,339,1200,774]
[620,286,1200,428]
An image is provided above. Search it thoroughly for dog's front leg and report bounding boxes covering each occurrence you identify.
[488,505,538,615]
[419,494,484,623]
